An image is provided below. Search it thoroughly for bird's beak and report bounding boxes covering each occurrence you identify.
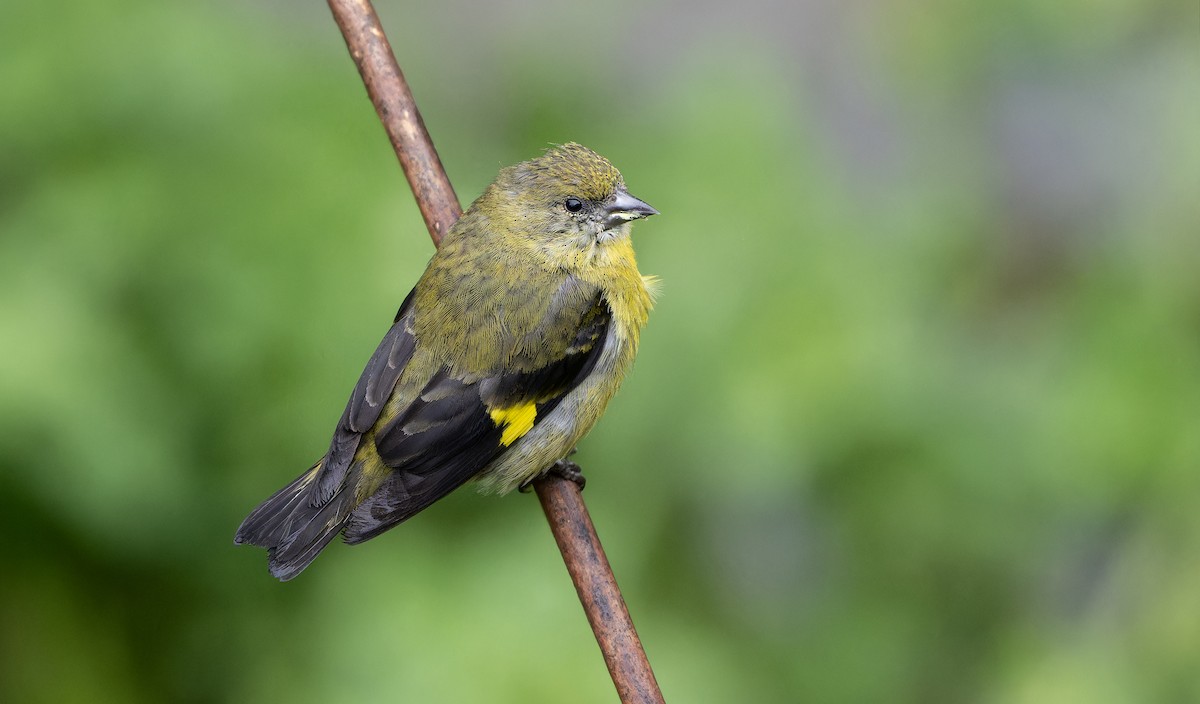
[603,189,659,230]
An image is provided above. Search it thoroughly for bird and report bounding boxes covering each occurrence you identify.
[234,143,659,580]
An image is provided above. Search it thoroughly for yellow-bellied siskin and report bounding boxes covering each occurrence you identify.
[235,143,659,580]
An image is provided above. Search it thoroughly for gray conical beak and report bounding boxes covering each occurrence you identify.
[603,189,659,230]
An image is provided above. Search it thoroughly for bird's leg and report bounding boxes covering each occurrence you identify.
[520,452,586,492]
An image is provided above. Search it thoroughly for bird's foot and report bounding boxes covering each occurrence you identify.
[519,458,587,493]
[549,459,586,490]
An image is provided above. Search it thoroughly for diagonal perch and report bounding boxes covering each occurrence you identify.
[324,1,665,702]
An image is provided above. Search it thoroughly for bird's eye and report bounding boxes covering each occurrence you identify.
[564,197,584,213]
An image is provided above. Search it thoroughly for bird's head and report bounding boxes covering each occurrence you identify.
[485,143,658,256]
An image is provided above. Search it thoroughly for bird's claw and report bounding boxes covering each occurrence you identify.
[519,458,587,492]
[549,459,586,490]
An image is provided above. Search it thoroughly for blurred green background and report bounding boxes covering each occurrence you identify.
[2,0,1197,702]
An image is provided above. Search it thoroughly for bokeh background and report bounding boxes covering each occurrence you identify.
[2,0,1197,702]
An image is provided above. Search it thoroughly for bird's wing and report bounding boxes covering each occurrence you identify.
[342,292,612,543]
[309,289,420,504]
[233,290,420,579]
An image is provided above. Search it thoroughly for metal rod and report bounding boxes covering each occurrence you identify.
[324,1,665,701]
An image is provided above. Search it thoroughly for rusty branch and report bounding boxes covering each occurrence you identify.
[537,480,666,704]
[324,1,665,702]
[327,0,461,245]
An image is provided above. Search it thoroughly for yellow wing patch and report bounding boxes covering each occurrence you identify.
[489,401,538,446]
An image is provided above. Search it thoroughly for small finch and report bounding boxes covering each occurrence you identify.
[235,143,658,580]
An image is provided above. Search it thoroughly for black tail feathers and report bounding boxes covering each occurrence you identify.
[234,464,352,581]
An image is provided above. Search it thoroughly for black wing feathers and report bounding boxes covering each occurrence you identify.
[238,290,615,576]
[344,372,507,543]
[351,288,417,431]
[375,372,503,468]
[345,407,505,543]
[485,294,609,407]
[343,295,613,543]
[235,291,418,579]
[314,289,417,503]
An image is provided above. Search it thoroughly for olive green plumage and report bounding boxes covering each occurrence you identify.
[235,143,658,580]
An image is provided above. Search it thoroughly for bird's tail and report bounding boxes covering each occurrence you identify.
[234,461,353,581]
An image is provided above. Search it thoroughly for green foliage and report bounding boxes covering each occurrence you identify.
[1,0,1196,702]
